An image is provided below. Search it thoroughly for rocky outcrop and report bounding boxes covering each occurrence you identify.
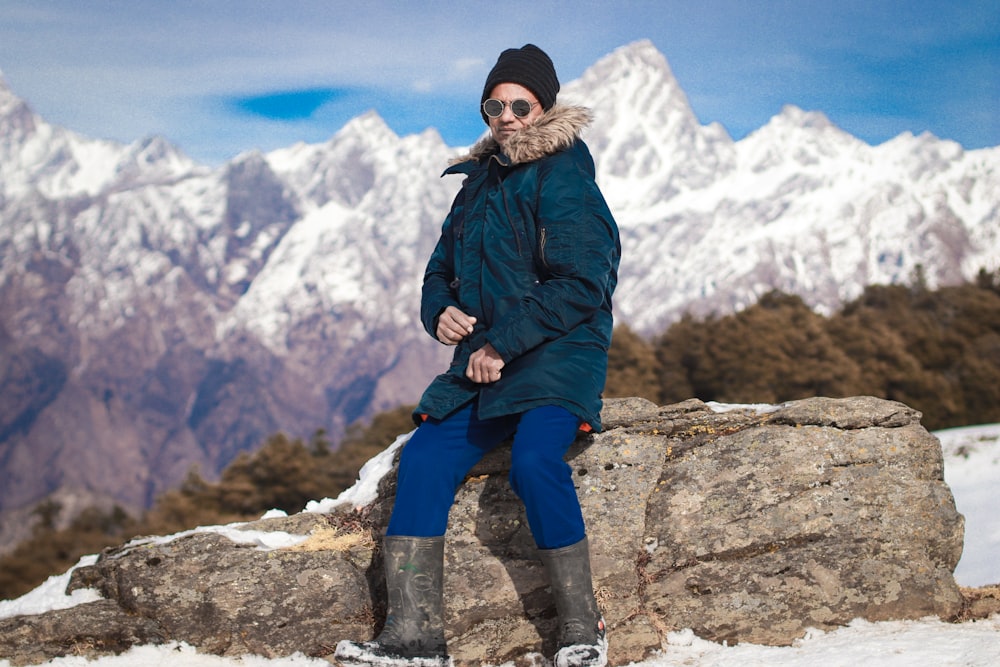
[0,396,967,666]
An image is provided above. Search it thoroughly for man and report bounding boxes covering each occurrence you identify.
[335,44,620,667]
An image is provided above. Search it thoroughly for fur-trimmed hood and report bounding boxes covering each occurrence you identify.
[449,104,593,167]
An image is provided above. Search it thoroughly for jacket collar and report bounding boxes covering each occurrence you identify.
[445,104,592,173]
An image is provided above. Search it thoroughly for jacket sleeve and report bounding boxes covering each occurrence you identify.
[486,147,619,361]
[420,194,462,340]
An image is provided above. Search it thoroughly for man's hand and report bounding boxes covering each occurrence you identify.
[467,343,505,384]
[436,306,476,345]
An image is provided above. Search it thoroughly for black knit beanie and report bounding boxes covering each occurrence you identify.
[480,44,560,124]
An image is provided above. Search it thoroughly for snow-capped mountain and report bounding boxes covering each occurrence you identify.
[1,40,997,548]
[563,43,998,330]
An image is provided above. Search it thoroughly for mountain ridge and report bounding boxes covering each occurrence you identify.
[1,40,997,551]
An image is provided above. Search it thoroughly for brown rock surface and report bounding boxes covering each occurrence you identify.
[0,396,967,666]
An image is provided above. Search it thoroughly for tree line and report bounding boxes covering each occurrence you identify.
[2,270,998,599]
[605,269,1000,431]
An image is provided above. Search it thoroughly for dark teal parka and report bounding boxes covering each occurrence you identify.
[414,105,621,430]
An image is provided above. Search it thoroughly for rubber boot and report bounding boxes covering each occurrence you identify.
[334,535,450,666]
[538,537,608,667]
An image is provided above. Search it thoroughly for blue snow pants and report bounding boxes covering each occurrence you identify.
[386,402,585,550]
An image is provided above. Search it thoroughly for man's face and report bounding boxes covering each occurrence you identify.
[485,82,544,148]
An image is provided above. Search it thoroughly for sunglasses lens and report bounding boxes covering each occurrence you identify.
[483,98,536,118]
[483,99,504,117]
[511,99,532,117]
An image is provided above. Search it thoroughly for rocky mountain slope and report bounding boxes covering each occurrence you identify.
[1,40,997,549]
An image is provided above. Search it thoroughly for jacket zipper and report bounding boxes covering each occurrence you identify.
[538,226,548,270]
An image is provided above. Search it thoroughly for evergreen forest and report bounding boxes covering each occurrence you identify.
[604,269,1000,431]
[2,272,998,600]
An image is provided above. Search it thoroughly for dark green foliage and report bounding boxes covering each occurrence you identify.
[603,272,1000,432]
[655,292,861,404]
[826,279,1000,428]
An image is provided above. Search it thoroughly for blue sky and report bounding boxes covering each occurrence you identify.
[0,0,996,165]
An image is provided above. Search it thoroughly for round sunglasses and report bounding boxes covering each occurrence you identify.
[482,98,538,118]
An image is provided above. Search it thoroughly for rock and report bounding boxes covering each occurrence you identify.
[0,396,966,666]
[958,585,1000,621]
[0,600,166,665]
